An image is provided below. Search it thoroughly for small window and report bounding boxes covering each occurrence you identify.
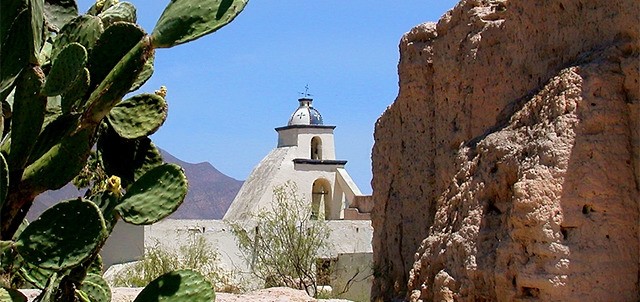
[311,137,322,160]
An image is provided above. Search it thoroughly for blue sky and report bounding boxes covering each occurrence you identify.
[78,0,459,194]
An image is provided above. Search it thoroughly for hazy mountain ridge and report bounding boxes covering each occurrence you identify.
[160,150,243,219]
[30,149,242,220]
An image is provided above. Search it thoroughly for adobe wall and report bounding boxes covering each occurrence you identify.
[371,0,639,300]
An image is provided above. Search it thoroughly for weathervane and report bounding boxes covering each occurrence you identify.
[298,84,312,98]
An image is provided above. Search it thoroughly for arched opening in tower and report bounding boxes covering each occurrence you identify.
[311,136,323,160]
[312,179,332,220]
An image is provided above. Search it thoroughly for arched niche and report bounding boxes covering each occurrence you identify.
[311,179,332,220]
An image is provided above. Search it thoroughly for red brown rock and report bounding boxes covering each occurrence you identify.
[371,0,639,301]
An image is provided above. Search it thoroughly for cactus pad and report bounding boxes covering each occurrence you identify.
[107,93,168,139]
[26,114,79,168]
[43,0,79,31]
[51,15,103,61]
[22,127,94,193]
[98,129,164,186]
[90,191,119,230]
[10,66,46,172]
[87,0,119,16]
[1,1,31,93]
[87,254,104,275]
[79,273,111,302]
[82,36,154,125]
[99,2,137,27]
[88,21,144,89]
[151,0,248,48]
[61,67,90,114]
[116,163,188,225]
[134,269,216,302]
[129,52,154,92]
[28,0,45,64]
[18,260,56,289]
[43,42,87,96]
[0,140,8,209]
[16,198,108,270]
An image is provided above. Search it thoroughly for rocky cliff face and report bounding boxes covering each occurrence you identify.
[371,0,639,301]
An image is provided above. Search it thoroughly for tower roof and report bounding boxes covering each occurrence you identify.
[288,98,323,126]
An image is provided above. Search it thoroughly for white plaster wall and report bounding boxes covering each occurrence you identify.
[223,147,290,221]
[143,219,373,291]
[332,253,374,302]
[101,222,144,268]
[321,220,373,258]
[144,220,255,286]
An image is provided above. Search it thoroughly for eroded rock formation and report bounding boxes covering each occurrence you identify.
[371,0,639,301]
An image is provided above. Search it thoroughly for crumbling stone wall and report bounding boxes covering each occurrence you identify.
[371,0,639,300]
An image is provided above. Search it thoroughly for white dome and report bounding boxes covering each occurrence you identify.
[288,98,323,126]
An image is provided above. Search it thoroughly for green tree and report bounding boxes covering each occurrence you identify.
[232,181,332,297]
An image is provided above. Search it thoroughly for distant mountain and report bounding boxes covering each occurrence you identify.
[29,149,243,220]
[160,149,243,219]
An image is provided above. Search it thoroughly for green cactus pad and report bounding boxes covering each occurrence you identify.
[38,272,61,302]
[19,260,56,289]
[129,52,154,93]
[99,2,137,27]
[12,219,29,240]
[134,269,215,302]
[61,67,90,114]
[82,36,154,125]
[107,93,168,139]
[97,127,163,186]
[90,191,119,230]
[44,0,79,31]
[0,240,18,279]
[0,287,27,302]
[51,15,103,61]
[1,9,30,106]
[10,66,46,173]
[0,150,8,208]
[28,0,45,65]
[79,273,111,302]
[43,42,87,96]
[87,0,119,15]
[16,198,108,270]
[87,254,104,275]
[38,36,53,67]
[22,127,94,193]
[88,22,144,89]
[116,163,188,225]
[151,0,248,48]
[26,114,79,167]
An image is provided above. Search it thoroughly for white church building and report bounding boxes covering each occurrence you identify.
[224,97,372,222]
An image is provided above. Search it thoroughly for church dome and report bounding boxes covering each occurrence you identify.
[288,98,323,126]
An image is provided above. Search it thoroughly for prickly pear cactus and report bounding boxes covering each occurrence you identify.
[134,269,216,302]
[0,0,248,300]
